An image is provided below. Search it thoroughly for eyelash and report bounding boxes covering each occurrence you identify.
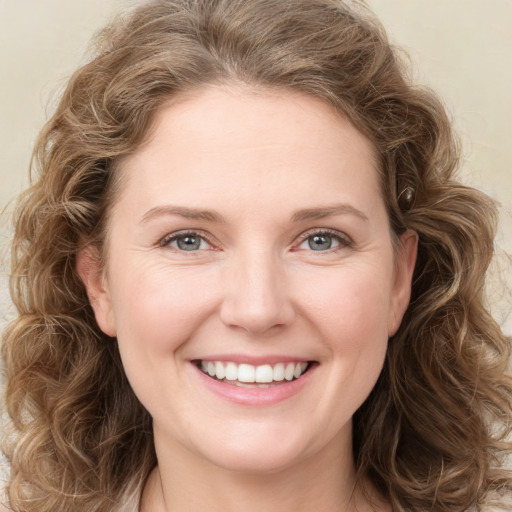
[296,228,353,252]
[159,228,353,254]
[159,230,216,252]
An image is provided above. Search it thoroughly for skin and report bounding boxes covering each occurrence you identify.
[79,85,417,512]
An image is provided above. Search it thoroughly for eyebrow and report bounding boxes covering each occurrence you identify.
[140,203,369,224]
[290,204,369,223]
[140,206,227,224]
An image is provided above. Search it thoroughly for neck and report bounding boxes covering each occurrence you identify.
[140,427,386,512]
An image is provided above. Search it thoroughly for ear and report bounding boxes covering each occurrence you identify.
[388,229,418,336]
[76,246,117,337]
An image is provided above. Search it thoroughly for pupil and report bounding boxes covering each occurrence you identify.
[309,234,332,251]
[177,235,201,251]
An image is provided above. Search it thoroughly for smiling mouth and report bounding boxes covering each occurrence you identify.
[195,360,313,388]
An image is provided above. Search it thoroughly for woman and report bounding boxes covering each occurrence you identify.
[2,0,511,510]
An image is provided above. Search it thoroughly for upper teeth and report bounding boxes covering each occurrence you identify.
[200,361,308,383]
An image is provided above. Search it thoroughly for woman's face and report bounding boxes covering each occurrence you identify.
[81,86,416,474]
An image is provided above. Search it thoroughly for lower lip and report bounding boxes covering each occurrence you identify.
[191,363,316,406]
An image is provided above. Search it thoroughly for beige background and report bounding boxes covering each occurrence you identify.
[1,0,511,337]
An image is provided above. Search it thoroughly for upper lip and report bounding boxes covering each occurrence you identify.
[191,354,313,365]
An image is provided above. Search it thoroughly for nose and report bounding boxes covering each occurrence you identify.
[219,249,296,336]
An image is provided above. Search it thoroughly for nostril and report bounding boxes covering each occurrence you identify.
[219,301,296,335]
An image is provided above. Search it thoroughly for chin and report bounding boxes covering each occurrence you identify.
[191,425,313,475]
[206,448,305,475]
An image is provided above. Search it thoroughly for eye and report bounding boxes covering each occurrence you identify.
[160,231,213,252]
[296,229,352,252]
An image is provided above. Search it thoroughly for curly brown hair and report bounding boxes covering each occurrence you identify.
[3,0,511,510]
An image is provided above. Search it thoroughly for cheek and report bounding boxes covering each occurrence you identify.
[288,268,391,437]
[296,266,392,410]
[110,266,219,359]
[108,265,222,415]
[297,267,393,350]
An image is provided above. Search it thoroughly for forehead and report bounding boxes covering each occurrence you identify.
[148,85,376,155]
[115,85,383,221]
